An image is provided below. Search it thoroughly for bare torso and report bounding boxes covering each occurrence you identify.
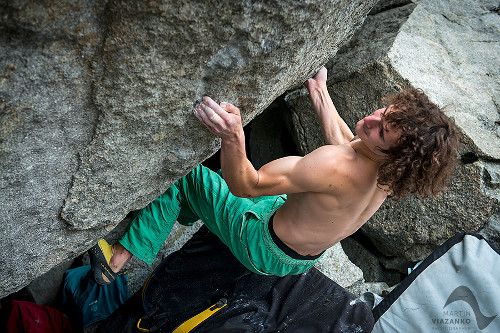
[272,141,388,256]
[193,68,396,258]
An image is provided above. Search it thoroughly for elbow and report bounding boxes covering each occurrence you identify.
[229,187,257,198]
[227,171,261,198]
[235,193,255,198]
[227,182,259,198]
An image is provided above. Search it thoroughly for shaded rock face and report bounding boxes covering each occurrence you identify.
[10,108,367,308]
[0,0,106,299]
[62,0,379,230]
[286,0,500,266]
[0,0,379,298]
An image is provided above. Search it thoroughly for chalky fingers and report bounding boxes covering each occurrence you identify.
[194,101,222,133]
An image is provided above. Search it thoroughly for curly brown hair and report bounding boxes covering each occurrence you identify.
[377,88,460,200]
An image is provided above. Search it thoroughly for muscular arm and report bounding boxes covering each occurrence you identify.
[305,67,354,145]
[219,129,260,197]
[221,142,347,198]
[194,97,349,198]
[249,146,349,197]
[194,97,260,197]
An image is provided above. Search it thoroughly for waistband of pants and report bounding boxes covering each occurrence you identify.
[268,213,324,260]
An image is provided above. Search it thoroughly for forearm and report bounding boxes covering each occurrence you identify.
[193,96,259,196]
[308,84,353,145]
[220,133,259,198]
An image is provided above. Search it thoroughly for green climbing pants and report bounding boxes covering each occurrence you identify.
[119,164,322,276]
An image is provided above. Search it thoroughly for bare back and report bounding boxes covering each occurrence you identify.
[193,68,393,258]
[272,142,388,256]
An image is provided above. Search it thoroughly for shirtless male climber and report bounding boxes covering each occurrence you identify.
[89,67,459,285]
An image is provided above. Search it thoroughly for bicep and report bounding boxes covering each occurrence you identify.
[251,147,345,197]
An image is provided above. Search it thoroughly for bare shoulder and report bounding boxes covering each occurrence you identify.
[311,144,380,190]
[308,144,356,158]
[306,144,357,170]
[299,144,359,187]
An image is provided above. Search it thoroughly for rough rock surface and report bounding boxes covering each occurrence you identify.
[315,243,364,288]
[0,0,379,297]
[340,237,402,285]
[285,0,500,264]
[14,108,367,306]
